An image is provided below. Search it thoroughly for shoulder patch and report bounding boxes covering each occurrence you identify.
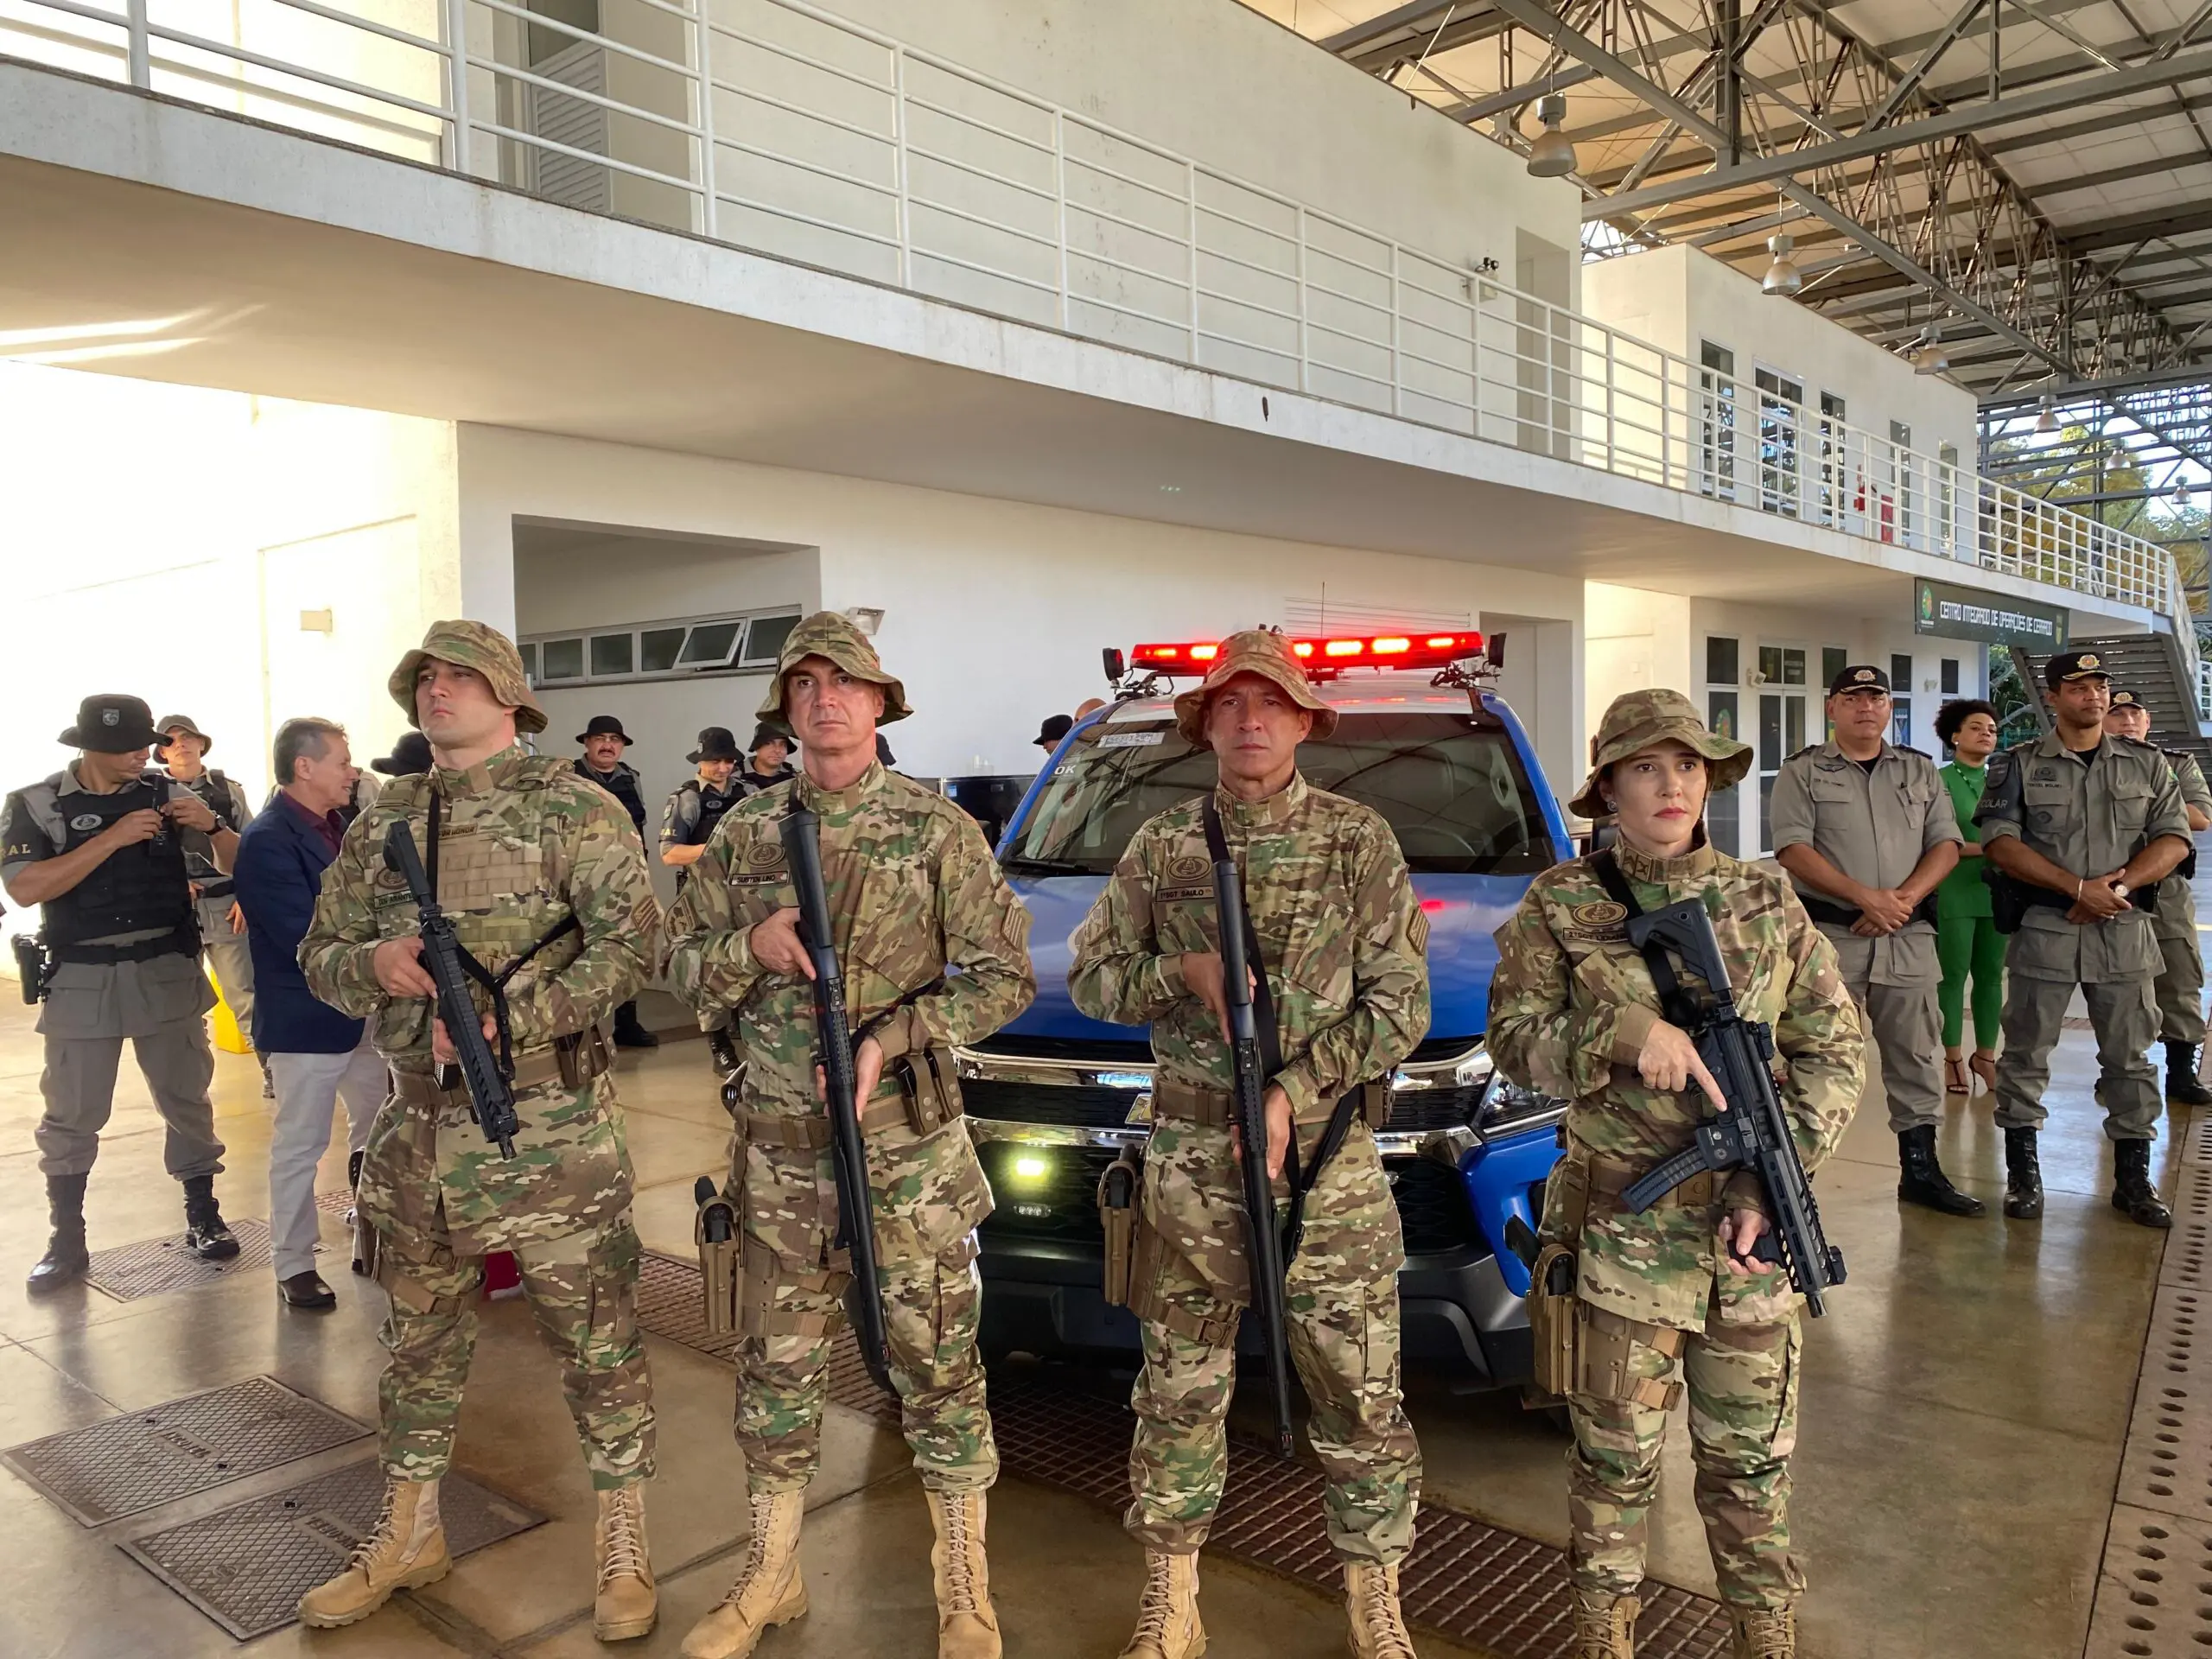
[1569,899,1629,927]
[1166,853,1210,882]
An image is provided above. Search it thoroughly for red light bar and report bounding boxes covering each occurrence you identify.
[1127,631,1484,676]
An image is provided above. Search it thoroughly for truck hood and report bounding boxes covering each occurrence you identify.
[1000,872,1533,1048]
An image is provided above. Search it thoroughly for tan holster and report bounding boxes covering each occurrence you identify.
[696,1188,743,1339]
[889,1044,964,1134]
[1527,1148,1690,1411]
[1096,1148,1142,1307]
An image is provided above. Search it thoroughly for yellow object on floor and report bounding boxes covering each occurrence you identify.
[207,965,251,1055]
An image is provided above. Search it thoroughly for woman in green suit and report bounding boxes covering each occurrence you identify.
[1936,699,2005,1096]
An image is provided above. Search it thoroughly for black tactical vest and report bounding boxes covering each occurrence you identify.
[45,774,198,963]
[683,780,741,846]
[172,769,239,893]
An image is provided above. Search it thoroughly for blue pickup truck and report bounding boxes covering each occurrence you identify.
[954,631,1572,1386]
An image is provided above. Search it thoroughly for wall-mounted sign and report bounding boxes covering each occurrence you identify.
[1913,578,2069,651]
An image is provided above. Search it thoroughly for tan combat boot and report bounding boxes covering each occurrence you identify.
[1728,1605,1796,1659]
[1569,1588,1638,1659]
[594,1482,657,1642]
[297,1476,451,1627]
[679,1489,808,1659]
[1345,1561,1417,1657]
[1118,1550,1205,1659]
[926,1488,1002,1658]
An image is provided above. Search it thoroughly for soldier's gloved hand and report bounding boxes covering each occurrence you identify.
[372,936,440,997]
[1228,1084,1296,1180]
[164,793,218,834]
[816,1036,886,1105]
[227,900,246,936]
[1637,1019,1729,1113]
[751,907,815,980]
[1718,1209,1768,1276]
[1179,950,1258,1042]
[433,1012,498,1066]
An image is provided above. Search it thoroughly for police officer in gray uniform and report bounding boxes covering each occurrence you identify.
[157,715,264,1093]
[659,727,747,1076]
[2104,689,2212,1105]
[3,696,243,1292]
[1771,663,1974,1215]
[1979,651,2194,1227]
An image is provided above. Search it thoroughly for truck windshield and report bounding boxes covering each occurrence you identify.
[1003,709,1554,875]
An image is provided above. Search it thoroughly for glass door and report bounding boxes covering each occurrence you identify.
[1756,365,1804,518]
[1699,341,1738,502]
[1756,644,1808,853]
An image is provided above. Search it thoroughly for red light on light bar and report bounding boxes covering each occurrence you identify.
[1190,644,1218,661]
[1292,641,1314,658]
[1373,637,1411,653]
[1427,634,1458,649]
[1124,630,1484,677]
[1323,639,1362,658]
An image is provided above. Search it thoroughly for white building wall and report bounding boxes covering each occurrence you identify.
[0,365,463,923]
[463,425,1588,821]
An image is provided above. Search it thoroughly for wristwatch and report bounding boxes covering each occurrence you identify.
[2114,881,2132,900]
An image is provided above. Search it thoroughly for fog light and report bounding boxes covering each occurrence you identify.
[1012,1154,1050,1182]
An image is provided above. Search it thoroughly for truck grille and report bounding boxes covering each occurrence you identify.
[1389,1158,1482,1254]
[964,1077,1138,1129]
[978,1141,1118,1239]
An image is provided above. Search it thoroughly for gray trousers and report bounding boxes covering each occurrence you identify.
[1993,976,2162,1142]
[267,1044,385,1278]
[2155,878,2205,1045]
[200,924,256,1044]
[39,1020,225,1180]
[1843,973,1945,1135]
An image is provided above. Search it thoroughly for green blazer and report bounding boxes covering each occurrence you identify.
[1937,760,1991,919]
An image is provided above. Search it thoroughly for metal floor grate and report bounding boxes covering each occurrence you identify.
[636,1253,1731,1659]
[121,1459,541,1641]
[2,1375,369,1525]
[82,1218,276,1300]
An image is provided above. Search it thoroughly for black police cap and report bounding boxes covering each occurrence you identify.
[60,695,162,754]
[688,727,742,763]
[1827,664,1891,697]
[2045,649,2112,688]
[575,715,632,745]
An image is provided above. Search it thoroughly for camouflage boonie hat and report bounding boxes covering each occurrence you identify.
[1571,687,1752,821]
[388,619,549,735]
[756,611,912,726]
[1172,628,1338,748]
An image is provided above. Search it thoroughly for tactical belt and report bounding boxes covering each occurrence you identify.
[1586,1152,1720,1210]
[735,1094,912,1150]
[1800,893,1938,931]
[392,1028,609,1107]
[52,923,200,967]
[1152,1077,1235,1127]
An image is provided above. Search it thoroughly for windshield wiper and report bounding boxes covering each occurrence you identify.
[999,855,1097,875]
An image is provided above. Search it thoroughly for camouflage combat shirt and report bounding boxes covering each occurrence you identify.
[664,761,1035,1268]
[300,745,662,1253]
[1066,773,1431,1122]
[1487,839,1864,1331]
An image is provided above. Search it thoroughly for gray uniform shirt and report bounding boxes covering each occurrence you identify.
[1974,732,2190,983]
[1769,740,1962,986]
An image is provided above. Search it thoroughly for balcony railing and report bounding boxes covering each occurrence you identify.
[1,0,2190,636]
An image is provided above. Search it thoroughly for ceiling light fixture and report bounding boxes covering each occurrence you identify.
[2036,393,2061,435]
[1912,325,1948,376]
[1761,232,1802,297]
[1526,93,1576,178]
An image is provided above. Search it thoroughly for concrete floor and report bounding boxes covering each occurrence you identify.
[0,972,2185,1659]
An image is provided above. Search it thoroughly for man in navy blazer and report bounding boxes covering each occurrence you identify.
[233,717,387,1311]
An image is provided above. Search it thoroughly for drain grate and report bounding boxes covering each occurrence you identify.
[2,1375,368,1526]
[120,1458,541,1641]
[2115,1282,2212,1522]
[637,1253,1730,1659]
[2181,1114,2212,1169]
[2165,1166,2212,1294]
[2085,1504,2212,1658]
[82,1219,276,1301]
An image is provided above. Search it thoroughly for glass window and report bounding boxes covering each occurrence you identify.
[1782,648,1806,686]
[640,627,686,673]
[1891,700,1913,747]
[1706,636,1739,686]
[1891,653,1913,691]
[1942,658,1960,695]
[1005,712,1551,875]
[520,641,538,683]
[1754,366,1804,518]
[540,637,585,681]
[1822,646,1847,690]
[678,621,742,667]
[1698,341,1738,502]
[1707,691,1739,857]
[590,632,634,677]
[1758,645,1783,684]
[741,613,801,665]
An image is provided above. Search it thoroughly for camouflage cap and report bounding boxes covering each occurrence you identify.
[1570,687,1752,821]
[1172,628,1338,748]
[388,619,549,735]
[756,611,912,726]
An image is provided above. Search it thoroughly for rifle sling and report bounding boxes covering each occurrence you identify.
[1588,849,1701,1030]
[1200,797,1363,1248]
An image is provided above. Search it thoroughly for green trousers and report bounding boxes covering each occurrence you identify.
[1936,910,2005,1051]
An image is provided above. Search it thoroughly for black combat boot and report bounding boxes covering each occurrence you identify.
[611,1001,659,1050]
[2003,1128,2044,1220]
[707,1029,741,1079]
[181,1175,240,1260]
[2113,1140,2175,1229]
[1897,1125,1986,1216]
[27,1173,91,1295]
[2168,1042,2212,1106]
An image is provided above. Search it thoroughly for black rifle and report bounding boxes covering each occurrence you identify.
[779,802,896,1396]
[383,822,521,1159]
[1211,858,1298,1458]
[1597,875,1847,1317]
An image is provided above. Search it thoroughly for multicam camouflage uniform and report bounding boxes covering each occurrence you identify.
[1487,689,1864,1620]
[301,621,662,1492]
[664,613,1035,1496]
[1066,632,1430,1570]
[2154,750,2212,1045]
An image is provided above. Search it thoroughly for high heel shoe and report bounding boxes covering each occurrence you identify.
[1945,1056,1971,1095]
[1968,1051,1999,1096]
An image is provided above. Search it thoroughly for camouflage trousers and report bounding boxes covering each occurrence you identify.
[375,1215,655,1491]
[737,1239,998,1495]
[1127,1119,1420,1565]
[1567,1303,1802,1611]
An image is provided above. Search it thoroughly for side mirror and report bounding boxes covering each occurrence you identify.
[1102,647,1126,683]
[1488,632,1508,671]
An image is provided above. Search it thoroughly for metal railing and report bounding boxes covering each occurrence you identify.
[1,0,2190,637]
